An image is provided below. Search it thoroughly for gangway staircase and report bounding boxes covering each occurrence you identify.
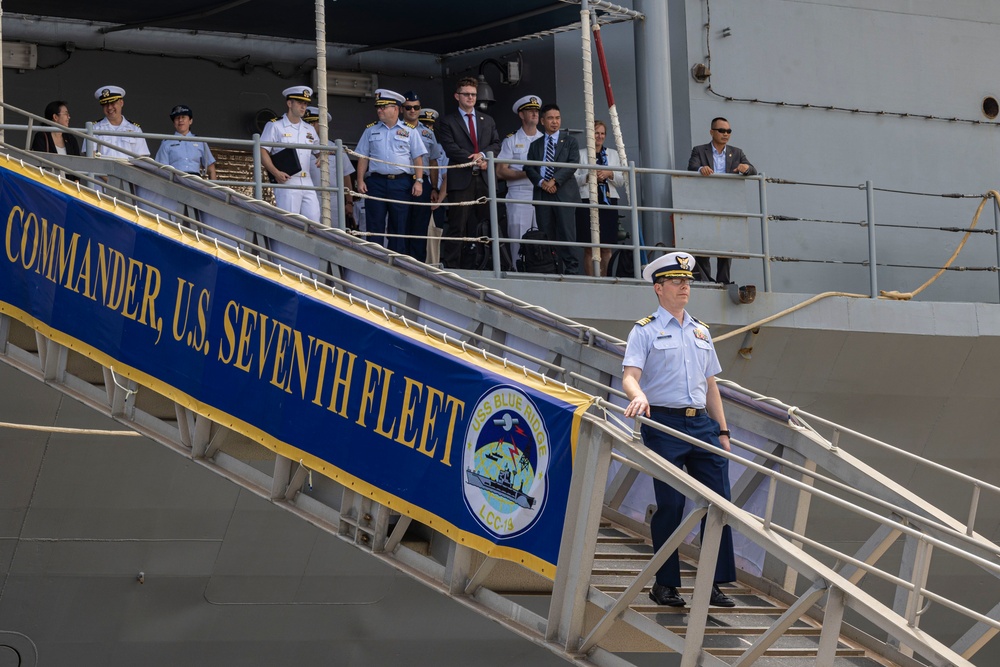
[1,144,998,667]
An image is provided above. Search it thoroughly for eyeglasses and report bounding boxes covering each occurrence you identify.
[403,105,420,111]
[712,128,733,134]
[457,91,477,97]
[657,277,692,286]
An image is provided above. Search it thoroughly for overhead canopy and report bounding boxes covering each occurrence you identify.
[3,0,620,56]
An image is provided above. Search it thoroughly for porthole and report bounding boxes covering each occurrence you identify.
[982,96,999,120]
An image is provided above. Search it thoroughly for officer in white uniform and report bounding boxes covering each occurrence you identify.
[259,86,322,271]
[84,85,150,159]
[496,95,543,265]
[304,106,356,227]
[260,86,320,222]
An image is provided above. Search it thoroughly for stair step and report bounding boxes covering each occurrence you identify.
[707,647,867,658]
[664,626,820,636]
[596,535,647,545]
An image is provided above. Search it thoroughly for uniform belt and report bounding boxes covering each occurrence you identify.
[369,172,410,180]
[650,406,706,417]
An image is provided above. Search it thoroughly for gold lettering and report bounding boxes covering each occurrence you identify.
[37,216,59,280]
[310,338,336,406]
[268,321,292,390]
[438,395,465,466]
[172,279,194,342]
[120,258,144,320]
[255,313,280,380]
[357,361,379,429]
[19,211,39,270]
[328,345,355,417]
[395,377,423,449]
[234,305,258,372]
[72,241,94,299]
[217,300,239,365]
[138,264,161,327]
[5,206,22,263]
[284,330,311,397]
[418,386,444,459]
[58,232,82,293]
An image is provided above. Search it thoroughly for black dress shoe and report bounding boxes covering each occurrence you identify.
[710,584,736,607]
[649,583,686,607]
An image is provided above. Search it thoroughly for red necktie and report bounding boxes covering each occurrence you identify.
[466,112,479,154]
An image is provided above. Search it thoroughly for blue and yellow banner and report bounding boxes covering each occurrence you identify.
[0,158,592,577]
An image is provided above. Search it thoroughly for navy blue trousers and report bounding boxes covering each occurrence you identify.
[641,411,736,587]
[365,175,411,251]
[406,176,433,262]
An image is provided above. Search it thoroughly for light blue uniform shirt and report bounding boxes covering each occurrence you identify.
[154,132,216,174]
[356,119,427,175]
[622,306,722,408]
[712,145,727,174]
[415,122,442,167]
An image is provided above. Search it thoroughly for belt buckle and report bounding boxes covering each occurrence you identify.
[685,408,697,417]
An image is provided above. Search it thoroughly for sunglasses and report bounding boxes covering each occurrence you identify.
[403,105,421,111]
[712,128,733,134]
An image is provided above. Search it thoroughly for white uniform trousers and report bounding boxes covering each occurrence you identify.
[506,184,536,268]
[271,174,322,272]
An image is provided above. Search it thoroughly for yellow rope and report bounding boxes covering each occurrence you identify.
[0,421,141,436]
[714,291,868,342]
[880,189,999,300]
[715,190,999,341]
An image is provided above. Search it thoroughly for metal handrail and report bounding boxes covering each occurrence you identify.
[8,102,1000,304]
[572,413,985,665]
[717,377,1000,538]
[1,100,774,285]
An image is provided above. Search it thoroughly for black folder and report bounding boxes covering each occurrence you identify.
[268,148,301,183]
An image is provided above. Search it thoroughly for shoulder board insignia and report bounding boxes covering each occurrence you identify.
[133,122,141,128]
[404,121,417,129]
[270,117,280,123]
[635,313,657,326]
[692,316,710,329]
[505,131,515,138]
[366,120,377,128]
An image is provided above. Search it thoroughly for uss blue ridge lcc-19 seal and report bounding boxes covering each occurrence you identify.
[463,385,550,538]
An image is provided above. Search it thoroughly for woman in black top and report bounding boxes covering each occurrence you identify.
[31,100,81,156]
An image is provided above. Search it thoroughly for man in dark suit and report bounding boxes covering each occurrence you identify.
[435,77,501,269]
[524,104,581,274]
[687,117,756,284]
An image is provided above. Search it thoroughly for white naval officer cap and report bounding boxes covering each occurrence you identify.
[512,95,542,114]
[641,251,696,283]
[283,86,313,102]
[304,106,331,123]
[95,85,126,105]
[374,88,405,106]
[419,108,439,124]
